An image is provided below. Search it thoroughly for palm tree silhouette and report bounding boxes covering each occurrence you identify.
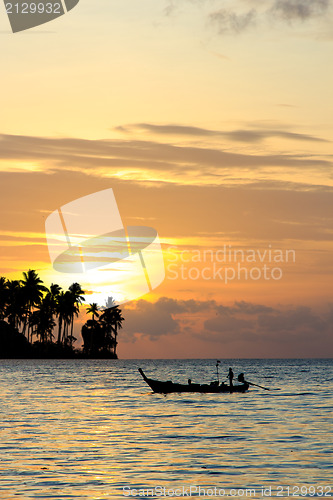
[31,294,56,344]
[87,303,99,322]
[48,283,62,308]
[45,284,62,340]
[59,291,74,345]
[99,307,116,353]
[0,277,8,321]
[68,283,85,344]
[0,270,124,358]
[110,306,124,357]
[21,270,47,342]
[99,303,124,357]
[56,290,67,345]
[85,303,100,354]
[5,280,26,331]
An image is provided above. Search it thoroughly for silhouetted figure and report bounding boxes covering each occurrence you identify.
[237,372,250,391]
[188,378,192,385]
[228,368,234,387]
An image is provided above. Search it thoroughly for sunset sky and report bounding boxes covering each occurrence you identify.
[1,0,332,358]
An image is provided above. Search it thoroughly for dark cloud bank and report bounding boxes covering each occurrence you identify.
[122,298,333,357]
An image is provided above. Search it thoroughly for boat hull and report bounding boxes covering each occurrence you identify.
[138,368,249,394]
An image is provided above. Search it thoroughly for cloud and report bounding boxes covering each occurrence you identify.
[204,315,255,333]
[217,301,276,316]
[1,166,333,247]
[1,133,331,188]
[122,299,180,340]
[164,0,333,36]
[122,297,217,341]
[117,123,328,143]
[209,8,257,34]
[1,171,333,267]
[271,0,330,21]
[0,130,332,265]
[121,297,333,357]
[257,306,325,333]
[164,0,177,17]
[203,302,333,352]
[152,297,217,314]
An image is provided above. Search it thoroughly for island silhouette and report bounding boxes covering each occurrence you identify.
[0,270,123,359]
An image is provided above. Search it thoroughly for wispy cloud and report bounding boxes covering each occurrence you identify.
[164,0,177,17]
[271,0,330,21]
[164,0,333,36]
[0,132,331,190]
[117,123,328,143]
[209,8,257,34]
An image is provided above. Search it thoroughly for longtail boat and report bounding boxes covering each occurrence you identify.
[138,368,249,394]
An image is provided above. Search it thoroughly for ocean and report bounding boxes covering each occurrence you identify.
[0,359,332,499]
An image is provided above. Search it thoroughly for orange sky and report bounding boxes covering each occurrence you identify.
[0,0,332,357]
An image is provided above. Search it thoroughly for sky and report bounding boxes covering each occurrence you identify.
[0,0,332,358]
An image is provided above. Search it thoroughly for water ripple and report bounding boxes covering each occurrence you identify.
[0,358,332,500]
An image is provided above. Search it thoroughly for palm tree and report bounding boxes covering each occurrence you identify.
[45,284,61,335]
[68,283,85,341]
[1,270,123,358]
[56,291,67,345]
[87,303,99,322]
[109,306,124,357]
[99,301,124,357]
[21,270,47,342]
[61,291,77,346]
[48,283,62,307]
[5,280,27,331]
[69,283,85,306]
[56,288,82,346]
[0,277,8,320]
[31,294,56,344]
[99,307,116,353]
[85,303,100,353]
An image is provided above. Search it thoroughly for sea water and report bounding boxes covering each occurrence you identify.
[0,359,332,499]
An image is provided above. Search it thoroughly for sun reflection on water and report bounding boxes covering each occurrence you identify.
[0,359,332,500]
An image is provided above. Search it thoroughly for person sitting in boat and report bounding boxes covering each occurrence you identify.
[228,368,234,387]
[238,373,249,390]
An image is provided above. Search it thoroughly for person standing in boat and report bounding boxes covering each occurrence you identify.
[228,368,234,387]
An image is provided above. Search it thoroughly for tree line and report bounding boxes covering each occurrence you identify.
[0,270,124,358]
